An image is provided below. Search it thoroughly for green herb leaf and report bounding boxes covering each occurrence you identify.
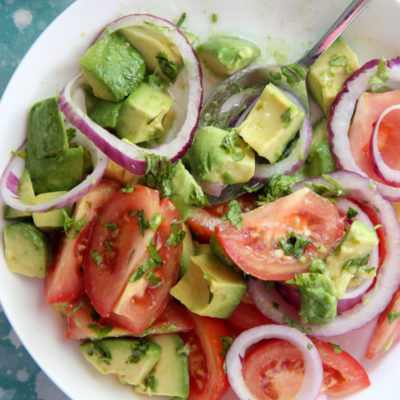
[88,341,112,364]
[126,340,150,363]
[280,107,292,128]
[329,342,342,353]
[156,52,181,82]
[211,13,218,23]
[121,184,135,194]
[282,314,312,334]
[145,374,158,392]
[220,336,233,356]
[369,58,389,86]
[62,211,88,238]
[329,55,351,73]
[175,12,187,28]
[166,222,186,247]
[342,254,370,273]
[346,207,359,219]
[90,249,103,266]
[221,199,243,229]
[305,174,349,197]
[256,174,298,205]
[87,324,114,339]
[278,230,312,259]
[388,312,400,324]
[11,149,26,158]
[129,210,150,236]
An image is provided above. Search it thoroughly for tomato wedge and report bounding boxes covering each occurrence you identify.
[242,338,370,400]
[349,89,400,183]
[215,188,344,280]
[106,197,182,332]
[366,286,400,359]
[187,194,257,243]
[44,179,120,303]
[182,314,230,400]
[65,299,193,340]
[83,185,161,317]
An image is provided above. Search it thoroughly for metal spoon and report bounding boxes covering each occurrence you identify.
[200,0,372,205]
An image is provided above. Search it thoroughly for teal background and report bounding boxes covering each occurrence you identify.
[0,2,74,399]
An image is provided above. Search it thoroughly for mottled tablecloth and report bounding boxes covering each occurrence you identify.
[0,2,74,399]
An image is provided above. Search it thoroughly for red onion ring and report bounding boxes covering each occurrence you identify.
[328,56,400,200]
[250,171,400,337]
[370,104,400,186]
[225,324,323,400]
[59,14,203,175]
[0,131,108,212]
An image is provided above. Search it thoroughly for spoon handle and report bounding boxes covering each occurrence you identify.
[299,0,372,67]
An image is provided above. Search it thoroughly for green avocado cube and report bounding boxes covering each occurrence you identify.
[119,24,183,82]
[307,36,360,116]
[80,338,161,386]
[32,191,72,231]
[135,334,189,398]
[79,33,146,102]
[88,98,123,129]
[4,222,51,277]
[116,83,174,144]
[196,35,260,76]
[170,253,246,318]
[186,126,255,184]
[236,83,305,163]
[326,220,379,299]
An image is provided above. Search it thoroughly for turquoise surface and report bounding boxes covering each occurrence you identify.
[0,2,74,399]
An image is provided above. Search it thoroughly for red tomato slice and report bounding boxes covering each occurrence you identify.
[226,302,275,333]
[182,314,230,400]
[65,299,193,340]
[215,188,344,281]
[349,89,400,182]
[187,194,257,243]
[366,286,400,359]
[106,198,182,332]
[44,179,120,304]
[83,185,161,317]
[242,338,370,400]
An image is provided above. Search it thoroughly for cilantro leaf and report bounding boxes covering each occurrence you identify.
[221,200,243,229]
[62,211,88,238]
[166,222,186,247]
[388,312,400,324]
[278,229,312,259]
[87,324,114,339]
[256,174,298,205]
[346,207,359,219]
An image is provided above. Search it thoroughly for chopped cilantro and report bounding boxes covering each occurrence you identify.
[87,324,114,339]
[90,249,103,265]
[121,184,135,193]
[282,314,312,334]
[280,107,292,127]
[126,340,150,363]
[221,199,243,229]
[346,207,359,219]
[156,52,181,82]
[149,213,163,232]
[88,341,112,364]
[256,174,298,205]
[369,57,389,86]
[98,217,117,231]
[388,312,400,324]
[329,55,351,73]
[211,13,218,23]
[220,336,233,356]
[342,254,370,273]
[278,230,312,259]
[269,71,282,83]
[305,174,349,197]
[104,239,112,253]
[166,222,186,246]
[307,343,313,350]
[175,12,187,28]
[329,342,342,353]
[145,374,158,392]
[129,239,162,282]
[11,149,26,158]
[62,211,87,238]
[129,210,150,236]
[146,271,161,286]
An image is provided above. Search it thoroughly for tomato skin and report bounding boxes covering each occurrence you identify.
[366,286,400,359]
[182,314,230,400]
[242,338,370,399]
[215,188,344,281]
[65,299,193,340]
[44,179,120,304]
[106,198,182,333]
[187,194,257,243]
[226,302,275,333]
[83,185,160,318]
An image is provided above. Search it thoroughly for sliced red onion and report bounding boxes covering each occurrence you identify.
[0,131,108,212]
[225,324,323,400]
[370,104,400,186]
[200,181,227,197]
[334,198,378,300]
[59,14,203,176]
[250,171,400,337]
[328,56,400,200]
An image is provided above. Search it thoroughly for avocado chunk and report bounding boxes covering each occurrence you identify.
[32,191,72,231]
[119,24,183,83]
[301,118,337,177]
[291,272,337,325]
[3,169,36,220]
[166,160,209,221]
[80,33,146,102]
[4,222,51,277]
[197,35,260,76]
[170,253,246,318]
[180,223,195,277]
[186,126,255,184]
[88,98,123,130]
[80,338,161,386]
[236,83,306,163]
[135,334,189,398]
[325,220,378,299]
[116,83,174,144]
[26,97,68,160]
[307,36,360,116]
[27,146,85,194]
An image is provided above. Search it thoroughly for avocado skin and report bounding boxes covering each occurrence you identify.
[80,33,146,102]
[27,97,68,160]
[197,35,260,76]
[27,146,85,194]
[4,222,51,277]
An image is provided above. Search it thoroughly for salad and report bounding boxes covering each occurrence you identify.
[2,1,400,400]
